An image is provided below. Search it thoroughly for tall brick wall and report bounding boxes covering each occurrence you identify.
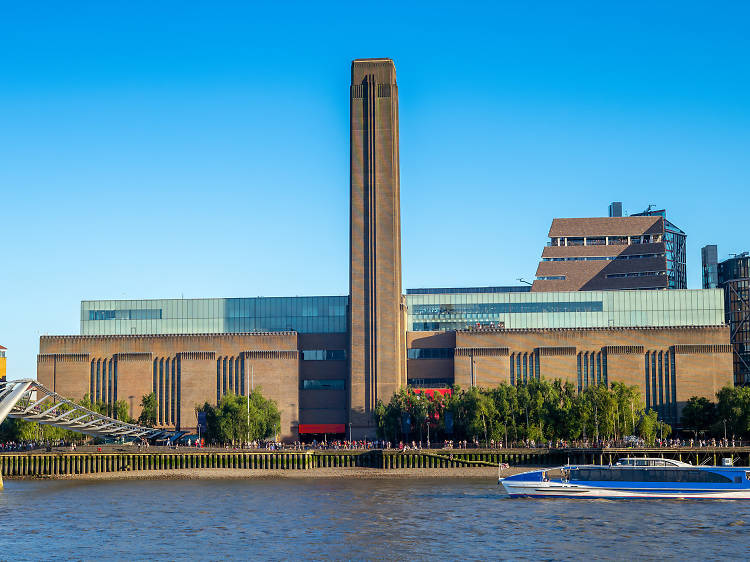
[38,333,301,440]
[407,326,733,424]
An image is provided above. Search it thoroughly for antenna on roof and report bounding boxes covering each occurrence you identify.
[517,278,532,286]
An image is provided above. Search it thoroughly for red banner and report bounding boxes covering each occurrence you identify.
[298,424,346,434]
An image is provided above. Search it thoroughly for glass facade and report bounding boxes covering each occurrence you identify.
[701,245,719,289]
[406,289,724,331]
[406,286,530,295]
[718,254,750,385]
[81,296,348,335]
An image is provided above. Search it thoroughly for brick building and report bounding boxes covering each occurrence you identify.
[37,59,733,439]
[533,208,687,292]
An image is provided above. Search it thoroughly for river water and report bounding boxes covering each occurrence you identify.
[1,477,748,560]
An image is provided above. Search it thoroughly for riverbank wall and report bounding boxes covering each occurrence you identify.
[2,447,749,478]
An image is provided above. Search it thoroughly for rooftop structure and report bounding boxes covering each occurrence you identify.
[406,288,724,332]
[533,207,686,292]
[712,250,750,385]
[81,296,348,336]
[701,245,719,289]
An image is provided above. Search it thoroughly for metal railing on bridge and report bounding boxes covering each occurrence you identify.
[0,379,169,441]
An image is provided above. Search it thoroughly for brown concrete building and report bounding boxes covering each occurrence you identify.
[533,210,687,292]
[37,323,732,436]
[349,58,405,438]
[406,326,732,425]
[36,60,732,440]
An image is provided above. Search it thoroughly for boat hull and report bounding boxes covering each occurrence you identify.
[500,480,750,500]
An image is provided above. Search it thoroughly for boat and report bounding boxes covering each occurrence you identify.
[499,458,750,499]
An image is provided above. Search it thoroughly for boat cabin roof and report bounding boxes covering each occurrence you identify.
[614,457,691,467]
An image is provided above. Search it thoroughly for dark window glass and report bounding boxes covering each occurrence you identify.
[411,301,603,317]
[407,378,453,388]
[301,349,347,361]
[301,379,346,390]
[407,348,455,360]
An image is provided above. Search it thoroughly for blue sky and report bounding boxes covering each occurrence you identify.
[1,1,748,378]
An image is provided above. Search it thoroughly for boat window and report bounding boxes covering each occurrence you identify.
[569,468,733,483]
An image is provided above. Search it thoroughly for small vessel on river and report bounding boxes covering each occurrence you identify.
[499,458,750,499]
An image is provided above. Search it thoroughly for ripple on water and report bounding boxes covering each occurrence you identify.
[1,478,750,559]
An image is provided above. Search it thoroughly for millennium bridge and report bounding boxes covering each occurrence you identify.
[0,379,176,488]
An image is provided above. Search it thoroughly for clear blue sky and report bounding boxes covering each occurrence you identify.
[1,1,748,379]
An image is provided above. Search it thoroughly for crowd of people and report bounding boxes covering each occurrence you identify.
[2,437,748,452]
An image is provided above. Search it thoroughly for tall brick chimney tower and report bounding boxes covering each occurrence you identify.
[348,58,405,438]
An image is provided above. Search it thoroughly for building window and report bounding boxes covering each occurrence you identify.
[301,349,347,361]
[644,353,650,410]
[88,309,163,321]
[605,271,665,279]
[301,379,345,390]
[412,301,602,317]
[407,378,452,388]
[406,348,454,360]
[536,275,566,281]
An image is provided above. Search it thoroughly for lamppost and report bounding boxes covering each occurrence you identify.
[348,422,352,444]
[246,364,250,447]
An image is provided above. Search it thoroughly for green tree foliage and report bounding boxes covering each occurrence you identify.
[374,379,655,445]
[138,392,158,427]
[680,396,717,435]
[677,387,750,440]
[716,386,750,438]
[197,389,281,445]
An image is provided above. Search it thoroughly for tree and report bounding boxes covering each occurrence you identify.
[681,396,717,436]
[138,392,158,427]
[716,386,750,439]
[198,389,281,445]
[637,409,659,445]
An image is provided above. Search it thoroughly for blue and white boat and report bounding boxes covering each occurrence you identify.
[499,458,750,499]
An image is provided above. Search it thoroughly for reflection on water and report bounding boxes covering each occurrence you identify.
[0,477,748,560]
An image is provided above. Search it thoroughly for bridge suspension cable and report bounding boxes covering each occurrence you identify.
[0,379,169,441]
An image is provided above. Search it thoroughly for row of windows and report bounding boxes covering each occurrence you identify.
[406,378,453,388]
[646,350,677,424]
[89,309,163,321]
[510,352,539,385]
[577,352,608,392]
[90,359,118,412]
[217,356,245,403]
[606,271,665,279]
[301,379,345,390]
[536,276,566,281]
[406,287,530,295]
[549,235,662,247]
[569,468,732,483]
[83,317,348,335]
[301,349,346,361]
[83,297,348,326]
[411,302,604,317]
[407,348,454,360]
[542,253,665,263]
[153,357,180,428]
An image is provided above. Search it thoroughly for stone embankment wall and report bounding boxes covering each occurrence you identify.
[2,448,750,478]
